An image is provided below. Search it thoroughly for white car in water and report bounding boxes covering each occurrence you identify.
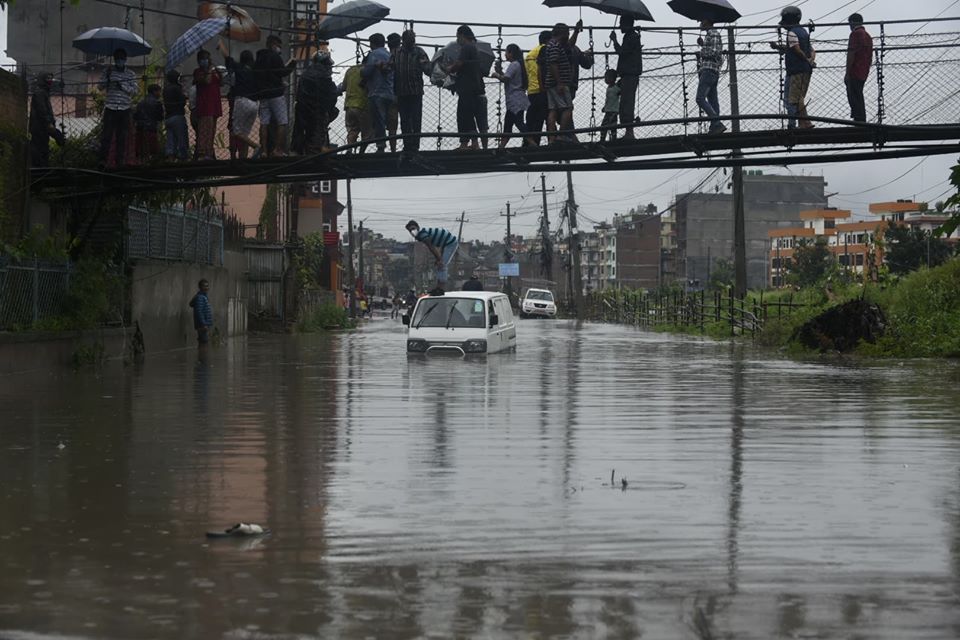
[403,291,517,355]
[520,288,557,318]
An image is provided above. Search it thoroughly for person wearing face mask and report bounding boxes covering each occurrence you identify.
[98,48,138,166]
[29,72,63,167]
[255,35,296,157]
[193,48,223,160]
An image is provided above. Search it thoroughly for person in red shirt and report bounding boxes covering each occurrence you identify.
[845,13,873,123]
[193,49,223,160]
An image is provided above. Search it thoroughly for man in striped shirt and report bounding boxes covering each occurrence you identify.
[406,220,459,293]
[98,48,138,166]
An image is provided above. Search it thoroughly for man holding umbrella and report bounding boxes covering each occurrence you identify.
[98,48,138,166]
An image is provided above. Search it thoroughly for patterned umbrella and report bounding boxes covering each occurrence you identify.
[542,0,655,21]
[316,0,390,40]
[73,26,152,57]
[667,0,740,23]
[198,2,262,43]
[166,17,229,71]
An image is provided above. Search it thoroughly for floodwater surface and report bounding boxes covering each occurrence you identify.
[1,319,960,639]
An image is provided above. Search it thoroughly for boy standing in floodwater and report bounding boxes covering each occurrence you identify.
[406,220,459,294]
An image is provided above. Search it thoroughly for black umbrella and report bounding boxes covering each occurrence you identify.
[316,0,390,40]
[439,40,496,77]
[542,0,655,22]
[72,26,152,57]
[667,0,740,23]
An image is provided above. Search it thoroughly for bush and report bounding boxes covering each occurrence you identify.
[297,302,352,332]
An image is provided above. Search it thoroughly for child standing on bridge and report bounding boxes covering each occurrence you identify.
[406,220,459,294]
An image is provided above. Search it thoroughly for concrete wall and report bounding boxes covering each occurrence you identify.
[678,174,827,289]
[130,250,247,353]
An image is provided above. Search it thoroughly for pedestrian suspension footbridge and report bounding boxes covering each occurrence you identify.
[29,14,960,198]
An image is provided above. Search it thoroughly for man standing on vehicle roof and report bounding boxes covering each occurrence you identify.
[406,220,459,294]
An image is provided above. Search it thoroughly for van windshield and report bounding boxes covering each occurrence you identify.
[526,290,554,301]
[412,298,486,329]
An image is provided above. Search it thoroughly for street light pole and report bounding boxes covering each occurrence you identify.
[346,179,356,318]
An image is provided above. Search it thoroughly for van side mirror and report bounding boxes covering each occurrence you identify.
[402,315,410,326]
[489,314,499,327]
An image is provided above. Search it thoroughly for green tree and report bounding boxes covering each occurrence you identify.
[934,159,960,237]
[708,257,734,290]
[884,224,952,275]
[786,238,833,287]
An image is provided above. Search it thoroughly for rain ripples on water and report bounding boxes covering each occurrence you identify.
[1,320,959,638]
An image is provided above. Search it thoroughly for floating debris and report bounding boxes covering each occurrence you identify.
[205,523,271,539]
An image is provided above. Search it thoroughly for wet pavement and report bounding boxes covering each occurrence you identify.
[1,318,960,638]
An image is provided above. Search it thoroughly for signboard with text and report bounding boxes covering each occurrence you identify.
[498,263,520,277]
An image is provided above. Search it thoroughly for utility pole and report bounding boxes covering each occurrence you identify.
[565,168,584,319]
[346,179,356,318]
[502,202,514,304]
[727,27,747,299]
[452,210,467,282]
[534,173,555,281]
[358,220,365,296]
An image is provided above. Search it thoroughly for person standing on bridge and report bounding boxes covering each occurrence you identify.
[392,30,432,153]
[773,6,816,130]
[490,43,530,149]
[695,20,726,134]
[610,17,642,140]
[255,35,296,157]
[29,72,63,168]
[339,62,374,153]
[163,70,189,161]
[845,13,873,123]
[445,25,485,151]
[98,48,138,167]
[524,31,553,147]
[193,49,223,160]
[406,220,459,294]
[362,33,395,154]
[220,44,262,159]
[544,23,575,145]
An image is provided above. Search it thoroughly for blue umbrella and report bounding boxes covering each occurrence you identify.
[166,17,229,71]
[73,27,152,58]
[316,0,390,40]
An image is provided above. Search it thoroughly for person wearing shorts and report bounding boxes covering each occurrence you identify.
[254,35,295,156]
[340,64,374,152]
[221,46,261,158]
[544,23,574,144]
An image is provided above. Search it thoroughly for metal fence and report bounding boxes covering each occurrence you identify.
[0,257,71,330]
[32,21,960,159]
[126,205,224,265]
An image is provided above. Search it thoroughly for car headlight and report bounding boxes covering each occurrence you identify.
[462,339,487,353]
[407,339,428,352]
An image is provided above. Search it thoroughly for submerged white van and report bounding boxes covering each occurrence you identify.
[403,291,517,355]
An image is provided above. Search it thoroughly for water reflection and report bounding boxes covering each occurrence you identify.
[1,321,960,638]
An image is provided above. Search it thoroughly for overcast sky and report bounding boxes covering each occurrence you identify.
[324,0,958,242]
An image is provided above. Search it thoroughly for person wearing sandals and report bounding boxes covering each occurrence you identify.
[219,43,262,159]
[490,44,530,149]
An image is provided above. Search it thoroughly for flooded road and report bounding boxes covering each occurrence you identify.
[2,318,960,638]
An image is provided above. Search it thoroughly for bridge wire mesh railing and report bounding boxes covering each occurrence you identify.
[31,25,960,162]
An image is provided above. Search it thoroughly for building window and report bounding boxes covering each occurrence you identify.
[314,180,332,194]
[855,254,864,266]
[824,219,835,229]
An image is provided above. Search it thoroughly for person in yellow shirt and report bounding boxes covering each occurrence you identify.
[338,64,374,153]
[524,31,552,147]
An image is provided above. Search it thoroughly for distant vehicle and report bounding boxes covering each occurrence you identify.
[403,291,517,355]
[520,288,557,318]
